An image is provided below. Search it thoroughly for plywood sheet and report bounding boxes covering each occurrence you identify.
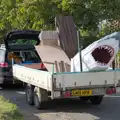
[35,45,70,73]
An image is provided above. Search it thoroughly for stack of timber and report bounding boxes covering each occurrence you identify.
[35,31,70,73]
[35,15,78,73]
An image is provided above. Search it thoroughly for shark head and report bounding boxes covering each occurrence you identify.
[71,32,120,72]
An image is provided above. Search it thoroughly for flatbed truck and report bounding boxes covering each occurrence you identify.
[13,64,118,109]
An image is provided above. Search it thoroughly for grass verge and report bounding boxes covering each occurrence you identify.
[0,96,23,120]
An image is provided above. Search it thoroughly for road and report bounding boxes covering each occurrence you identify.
[0,88,120,120]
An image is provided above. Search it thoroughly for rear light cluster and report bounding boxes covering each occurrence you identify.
[63,91,71,97]
[106,87,116,95]
[0,62,8,68]
[40,63,46,69]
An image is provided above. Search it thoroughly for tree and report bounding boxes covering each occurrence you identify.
[0,0,120,44]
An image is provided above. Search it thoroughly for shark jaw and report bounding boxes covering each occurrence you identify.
[71,32,120,72]
[92,45,114,66]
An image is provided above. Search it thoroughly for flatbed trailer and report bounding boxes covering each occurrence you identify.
[13,64,118,109]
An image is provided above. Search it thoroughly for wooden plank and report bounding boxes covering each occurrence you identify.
[60,61,65,72]
[59,62,62,72]
[35,45,70,73]
[64,63,70,72]
[43,61,54,64]
[55,15,78,58]
[54,61,59,72]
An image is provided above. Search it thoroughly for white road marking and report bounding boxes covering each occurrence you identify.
[105,95,120,97]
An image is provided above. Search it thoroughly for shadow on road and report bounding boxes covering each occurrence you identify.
[0,88,120,120]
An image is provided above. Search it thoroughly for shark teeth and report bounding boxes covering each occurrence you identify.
[95,45,114,66]
[96,61,107,66]
[98,45,113,57]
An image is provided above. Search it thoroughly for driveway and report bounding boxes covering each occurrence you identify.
[0,88,120,120]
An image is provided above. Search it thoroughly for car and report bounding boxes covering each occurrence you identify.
[0,30,45,87]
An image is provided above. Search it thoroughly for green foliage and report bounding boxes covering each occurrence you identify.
[0,0,119,43]
[9,39,37,45]
[0,96,23,120]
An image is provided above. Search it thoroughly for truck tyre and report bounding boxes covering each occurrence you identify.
[26,84,34,105]
[90,95,103,105]
[34,87,48,109]
[80,97,89,102]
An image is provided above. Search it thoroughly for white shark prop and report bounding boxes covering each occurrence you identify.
[71,32,120,72]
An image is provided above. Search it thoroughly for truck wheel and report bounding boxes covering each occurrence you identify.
[80,97,89,102]
[34,87,48,109]
[26,84,34,105]
[90,95,103,105]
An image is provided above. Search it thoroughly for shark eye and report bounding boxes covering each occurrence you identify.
[92,45,114,65]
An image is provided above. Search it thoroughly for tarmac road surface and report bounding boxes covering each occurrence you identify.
[0,88,120,120]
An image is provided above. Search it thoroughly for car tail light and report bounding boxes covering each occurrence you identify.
[106,87,116,95]
[40,63,46,69]
[0,62,8,68]
[63,91,71,97]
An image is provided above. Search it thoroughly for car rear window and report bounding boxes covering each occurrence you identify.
[8,39,37,45]
[7,50,41,64]
[22,51,41,63]
[0,49,5,62]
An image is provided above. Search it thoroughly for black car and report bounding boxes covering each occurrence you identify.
[0,30,42,86]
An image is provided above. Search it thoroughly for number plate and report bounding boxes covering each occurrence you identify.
[71,90,92,96]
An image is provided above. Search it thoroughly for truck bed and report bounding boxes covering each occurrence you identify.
[53,70,116,90]
[13,65,53,91]
[13,65,117,91]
